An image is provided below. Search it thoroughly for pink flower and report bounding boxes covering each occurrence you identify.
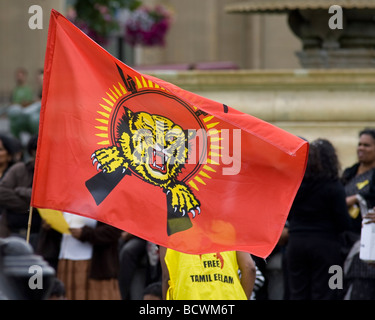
[124,5,171,47]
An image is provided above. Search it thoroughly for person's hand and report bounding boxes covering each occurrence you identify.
[41,219,51,230]
[364,208,375,224]
[69,227,83,239]
[346,195,359,207]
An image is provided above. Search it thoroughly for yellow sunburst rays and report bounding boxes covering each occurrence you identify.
[133,75,166,91]
[188,113,222,192]
[95,82,128,145]
[95,77,167,145]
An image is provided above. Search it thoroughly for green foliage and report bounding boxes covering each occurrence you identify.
[73,0,141,39]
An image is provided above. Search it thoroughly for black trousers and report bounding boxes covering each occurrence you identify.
[285,233,342,300]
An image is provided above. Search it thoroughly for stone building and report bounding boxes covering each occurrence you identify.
[1,0,374,167]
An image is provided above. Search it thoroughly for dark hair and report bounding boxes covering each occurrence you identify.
[359,128,375,141]
[0,134,15,155]
[304,138,340,180]
[27,134,38,156]
[143,282,162,299]
[48,278,66,298]
[0,134,21,164]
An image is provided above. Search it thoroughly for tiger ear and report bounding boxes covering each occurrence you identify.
[123,106,133,119]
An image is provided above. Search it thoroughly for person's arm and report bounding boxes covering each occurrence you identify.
[159,246,169,300]
[364,209,375,224]
[236,251,256,300]
[346,194,358,207]
[70,222,122,245]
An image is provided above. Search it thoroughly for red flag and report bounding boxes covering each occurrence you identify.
[31,10,308,258]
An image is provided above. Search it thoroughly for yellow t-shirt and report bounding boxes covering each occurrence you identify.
[165,249,247,300]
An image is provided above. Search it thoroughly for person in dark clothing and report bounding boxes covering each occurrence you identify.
[0,134,22,238]
[0,135,41,249]
[341,128,375,300]
[342,128,375,233]
[285,138,351,300]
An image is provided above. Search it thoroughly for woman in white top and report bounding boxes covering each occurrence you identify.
[57,212,122,300]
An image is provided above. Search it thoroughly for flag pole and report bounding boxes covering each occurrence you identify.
[26,205,33,243]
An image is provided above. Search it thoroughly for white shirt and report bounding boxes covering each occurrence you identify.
[58,212,97,261]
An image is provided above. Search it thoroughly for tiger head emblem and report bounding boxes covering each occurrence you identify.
[90,106,201,221]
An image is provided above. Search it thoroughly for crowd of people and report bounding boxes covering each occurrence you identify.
[1,68,375,300]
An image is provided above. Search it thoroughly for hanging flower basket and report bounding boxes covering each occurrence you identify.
[67,0,142,46]
[124,5,172,47]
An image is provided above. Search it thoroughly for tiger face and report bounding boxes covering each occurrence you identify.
[90,106,200,219]
[117,107,195,187]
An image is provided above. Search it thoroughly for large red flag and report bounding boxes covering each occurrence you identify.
[31,10,308,258]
